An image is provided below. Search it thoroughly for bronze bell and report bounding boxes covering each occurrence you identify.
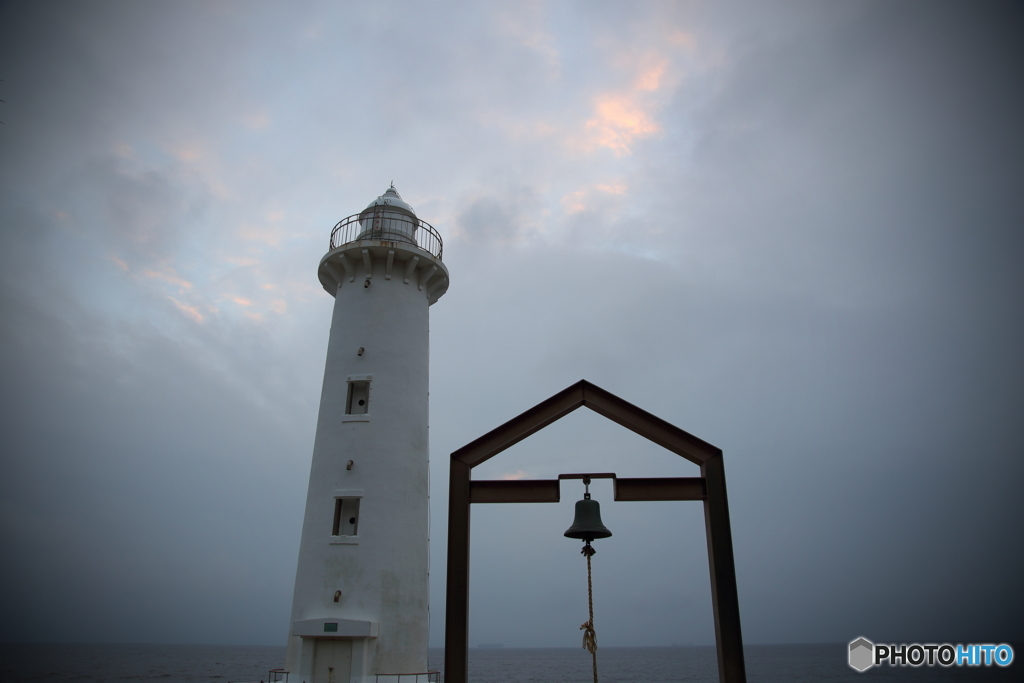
[564,478,612,542]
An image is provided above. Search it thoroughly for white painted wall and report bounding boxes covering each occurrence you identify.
[286,233,449,683]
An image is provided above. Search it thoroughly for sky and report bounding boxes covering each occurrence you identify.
[1,0,1022,652]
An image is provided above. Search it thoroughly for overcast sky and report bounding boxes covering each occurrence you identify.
[1,1,1022,651]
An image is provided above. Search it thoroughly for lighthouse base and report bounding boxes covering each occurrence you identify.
[289,620,378,683]
[290,636,373,683]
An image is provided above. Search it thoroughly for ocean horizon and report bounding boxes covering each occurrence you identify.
[0,642,1016,682]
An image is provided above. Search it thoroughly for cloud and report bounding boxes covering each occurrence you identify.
[495,1,560,78]
[243,111,271,130]
[585,95,661,155]
[669,30,696,50]
[172,145,203,163]
[560,190,587,214]
[168,296,204,323]
[223,255,262,267]
[237,225,288,247]
[453,185,545,246]
[594,182,626,195]
[143,267,193,292]
[577,45,683,156]
[559,181,628,216]
[634,58,669,91]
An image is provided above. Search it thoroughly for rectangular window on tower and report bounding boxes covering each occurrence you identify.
[332,497,360,537]
[345,380,370,415]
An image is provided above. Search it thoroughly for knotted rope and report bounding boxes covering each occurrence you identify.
[580,541,598,683]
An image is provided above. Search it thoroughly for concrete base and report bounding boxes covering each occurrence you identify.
[289,633,374,683]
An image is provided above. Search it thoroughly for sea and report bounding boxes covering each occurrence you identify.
[0,643,1016,683]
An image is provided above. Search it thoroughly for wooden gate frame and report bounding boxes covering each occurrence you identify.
[444,380,746,683]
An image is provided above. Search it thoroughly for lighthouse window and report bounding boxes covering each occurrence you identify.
[346,380,370,415]
[332,497,360,536]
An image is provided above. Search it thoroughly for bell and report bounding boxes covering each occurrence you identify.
[564,493,612,542]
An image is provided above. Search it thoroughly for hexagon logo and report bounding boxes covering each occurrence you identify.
[849,637,874,672]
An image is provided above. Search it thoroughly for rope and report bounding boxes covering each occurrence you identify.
[580,541,598,683]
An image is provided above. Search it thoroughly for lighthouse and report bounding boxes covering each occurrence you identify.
[285,185,449,683]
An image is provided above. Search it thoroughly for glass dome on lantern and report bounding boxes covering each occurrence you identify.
[355,183,418,246]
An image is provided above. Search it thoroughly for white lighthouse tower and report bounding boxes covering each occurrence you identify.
[286,185,449,683]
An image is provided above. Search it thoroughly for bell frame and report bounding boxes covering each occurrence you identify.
[444,380,747,683]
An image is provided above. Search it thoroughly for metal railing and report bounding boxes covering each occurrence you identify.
[329,212,443,261]
[375,670,441,683]
[229,671,287,683]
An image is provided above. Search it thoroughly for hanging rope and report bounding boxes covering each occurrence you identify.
[580,541,598,683]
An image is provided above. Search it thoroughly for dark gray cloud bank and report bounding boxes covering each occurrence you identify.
[1,1,1021,648]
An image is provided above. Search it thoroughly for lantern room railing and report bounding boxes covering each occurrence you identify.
[329,213,443,261]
